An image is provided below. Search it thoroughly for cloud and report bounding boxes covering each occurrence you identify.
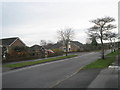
[1,1,118,46]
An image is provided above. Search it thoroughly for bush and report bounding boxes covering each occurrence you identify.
[51,48,64,56]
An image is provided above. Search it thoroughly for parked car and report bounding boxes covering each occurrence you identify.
[47,49,54,54]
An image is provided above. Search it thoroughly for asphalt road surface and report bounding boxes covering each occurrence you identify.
[2,50,110,88]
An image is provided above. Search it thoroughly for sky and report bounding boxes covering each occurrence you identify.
[0,0,119,46]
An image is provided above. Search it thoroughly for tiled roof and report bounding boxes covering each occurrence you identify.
[49,41,83,49]
[70,41,83,47]
[0,37,18,46]
[50,43,63,49]
[30,45,42,49]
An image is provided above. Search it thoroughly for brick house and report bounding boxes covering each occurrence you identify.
[61,41,84,52]
[0,37,26,58]
[49,41,84,52]
[29,45,45,57]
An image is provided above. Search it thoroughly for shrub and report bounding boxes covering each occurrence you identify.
[51,48,64,56]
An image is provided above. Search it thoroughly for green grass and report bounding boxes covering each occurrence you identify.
[82,50,118,70]
[3,55,77,68]
[106,50,119,56]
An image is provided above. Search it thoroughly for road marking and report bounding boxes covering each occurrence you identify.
[2,52,97,75]
[49,67,83,88]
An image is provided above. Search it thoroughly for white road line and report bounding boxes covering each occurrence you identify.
[2,52,96,75]
[49,66,83,88]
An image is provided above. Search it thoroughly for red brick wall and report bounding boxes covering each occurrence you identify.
[11,39,25,47]
[8,39,26,53]
[70,44,80,52]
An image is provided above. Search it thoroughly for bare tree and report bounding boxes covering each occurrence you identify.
[40,40,47,47]
[47,40,54,44]
[57,28,74,56]
[40,40,47,58]
[88,16,116,59]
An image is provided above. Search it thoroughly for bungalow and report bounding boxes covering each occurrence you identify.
[49,41,84,52]
[29,45,45,57]
[0,37,26,58]
[62,41,84,52]
[29,45,54,58]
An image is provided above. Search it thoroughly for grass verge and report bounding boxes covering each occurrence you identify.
[82,50,119,70]
[3,55,77,68]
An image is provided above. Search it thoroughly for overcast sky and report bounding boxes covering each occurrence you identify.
[0,0,119,46]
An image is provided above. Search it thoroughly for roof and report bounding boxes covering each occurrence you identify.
[30,45,42,48]
[0,37,18,46]
[30,45,44,50]
[45,43,54,49]
[50,41,83,49]
[49,41,83,49]
[70,41,83,47]
[49,43,63,49]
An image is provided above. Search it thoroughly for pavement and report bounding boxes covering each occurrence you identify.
[88,68,119,88]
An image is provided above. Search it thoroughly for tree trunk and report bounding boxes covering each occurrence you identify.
[101,39,105,59]
[113,39,116,52]
[100,27,105,59]
[110,39,113,53]
[65,43,68,56]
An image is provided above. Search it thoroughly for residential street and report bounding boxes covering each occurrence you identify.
[1,1,118,89]
[2,50,111,88]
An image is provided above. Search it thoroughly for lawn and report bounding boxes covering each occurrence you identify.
[82,50,119,70]
[3,55,77,68]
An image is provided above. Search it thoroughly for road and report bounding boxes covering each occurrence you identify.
[2,50,110,88]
